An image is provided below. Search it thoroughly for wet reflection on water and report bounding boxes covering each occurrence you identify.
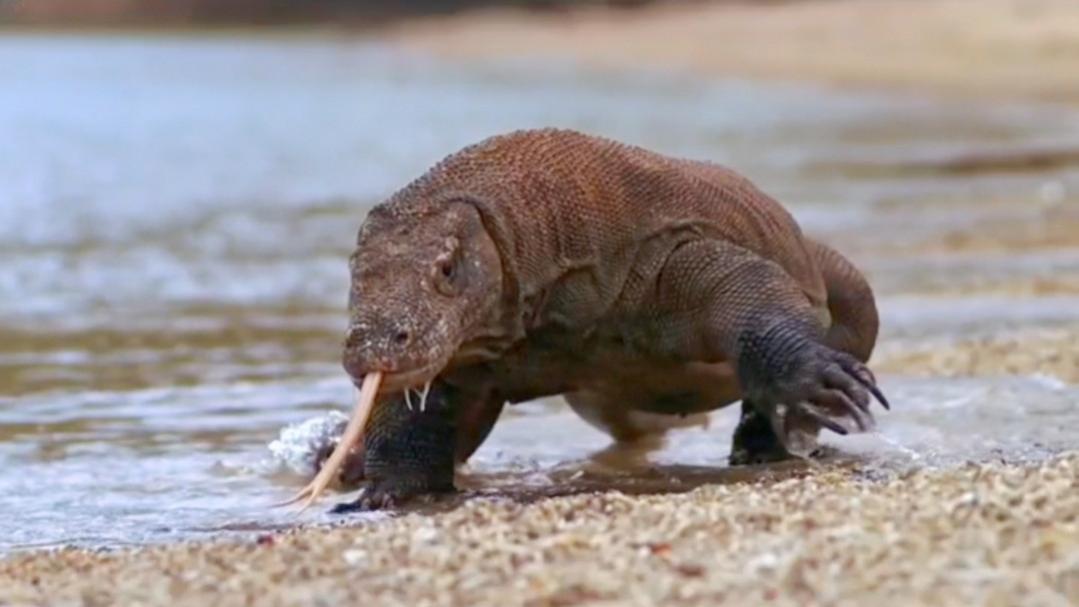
[1,32,1078,552]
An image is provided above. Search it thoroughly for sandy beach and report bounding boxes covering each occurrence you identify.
[4,455,1077,606]
[384,0,1079,104]
[3,1,1079,604]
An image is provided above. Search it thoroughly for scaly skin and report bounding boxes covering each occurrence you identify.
[332,129,886,511]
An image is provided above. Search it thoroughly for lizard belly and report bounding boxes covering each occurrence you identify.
[576,358,742,415]
[468,324,744,407]
[562,357,741,442]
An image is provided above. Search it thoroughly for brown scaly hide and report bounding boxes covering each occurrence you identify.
[337,129,883,507]
[378,128,827,346]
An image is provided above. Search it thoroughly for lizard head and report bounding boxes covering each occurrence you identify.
[342,201,502,394]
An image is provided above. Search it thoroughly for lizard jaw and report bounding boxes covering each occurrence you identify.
[355,360,446,396]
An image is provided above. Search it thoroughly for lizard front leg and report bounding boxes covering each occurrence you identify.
[332,385,456,512]
[331,381,504,512]
[653,240,888,459]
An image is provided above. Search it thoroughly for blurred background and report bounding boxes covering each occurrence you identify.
[4,1,646,25]
[1,0,1078,552]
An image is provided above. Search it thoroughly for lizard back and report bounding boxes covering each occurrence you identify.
[375,128,827,334]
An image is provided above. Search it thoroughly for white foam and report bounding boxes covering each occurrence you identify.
[266,411,348,475]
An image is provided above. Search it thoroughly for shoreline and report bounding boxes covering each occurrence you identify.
[381,0,1079,105]
[5,0,1079,106]
[4,4,1079,603]
[4,454,1077,605]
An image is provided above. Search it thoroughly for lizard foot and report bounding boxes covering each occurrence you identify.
[331,477,454,513]
[746,341,889,451]
[729,400,791,465]
[330,383,458,514]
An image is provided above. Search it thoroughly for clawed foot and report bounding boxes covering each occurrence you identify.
[728,445,791,466]
[730,406,791,465]
[753,342,889,438]
[330,477,455,513]
[731,398,832,465]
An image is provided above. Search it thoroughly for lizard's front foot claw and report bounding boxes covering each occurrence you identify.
[330,485,398,513]
[760,343,889,438]
[330,478,454,513]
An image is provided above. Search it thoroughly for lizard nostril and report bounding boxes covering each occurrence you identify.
[393,330,411,346]
[344,327,362,349]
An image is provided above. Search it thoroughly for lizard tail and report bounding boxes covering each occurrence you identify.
[812,241,879,363]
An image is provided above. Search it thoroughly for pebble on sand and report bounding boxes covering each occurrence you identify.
[2,454,1076,606]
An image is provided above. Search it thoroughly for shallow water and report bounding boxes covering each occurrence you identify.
[1,32,1078,553]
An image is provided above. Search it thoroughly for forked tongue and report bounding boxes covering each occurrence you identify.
[276,371,383,511]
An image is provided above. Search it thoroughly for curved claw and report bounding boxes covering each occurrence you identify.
[811,388,873,431]
[822,365,871,410]
[866,382,890,410]
[331,488,398,514]
[771,347,890,440]
[852,364,890,410]
[841,358,891,411]
[799,405,849,436]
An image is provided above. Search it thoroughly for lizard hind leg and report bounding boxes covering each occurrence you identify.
[565,389,708,445]
[729,399,795,465]
[653,239,889,461]
[728,239,882,466]
[565,390,708,471]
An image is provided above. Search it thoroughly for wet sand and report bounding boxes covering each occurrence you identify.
[384,0,1079,104]
[877,325,1079,383]
[4,455,1077,606]
[5,191,1078,605]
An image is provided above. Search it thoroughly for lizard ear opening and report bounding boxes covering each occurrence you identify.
[431,237,462,296]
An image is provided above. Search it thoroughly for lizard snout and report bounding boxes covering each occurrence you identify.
[342,320,418,379]
[344,323,412,350]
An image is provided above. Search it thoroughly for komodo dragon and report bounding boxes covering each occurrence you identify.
[330,128,887,511]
